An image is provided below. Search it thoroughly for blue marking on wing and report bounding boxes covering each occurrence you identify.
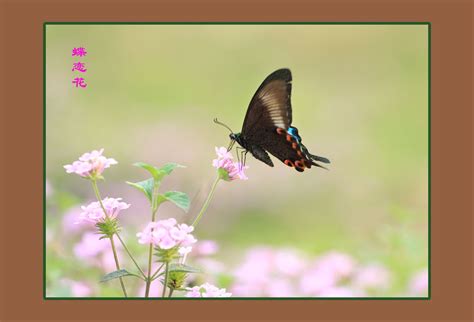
[287,127,301,143]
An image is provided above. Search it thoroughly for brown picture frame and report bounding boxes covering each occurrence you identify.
[1,0,472,321]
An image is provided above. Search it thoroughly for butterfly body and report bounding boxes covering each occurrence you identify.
[230,132,274,167]
[222,68,330,172]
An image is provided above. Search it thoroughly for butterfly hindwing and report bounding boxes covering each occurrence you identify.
[250,126,313,172]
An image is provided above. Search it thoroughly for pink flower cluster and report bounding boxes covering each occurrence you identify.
[78,197,130,224]
[136,218,197,252]
[59,279,93,297]
[231,247,307,297]
[230,248,393,297]
[212,147,248,181]
[64,148,117,178]
[74,231,123,272]
[408,268,428,296]
[185,282,231,297]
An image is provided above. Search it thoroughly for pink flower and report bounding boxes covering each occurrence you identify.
[212,147,248,181]
[299,267,338,295]
[136,218,197,251]
[299,252,355,296]
[194,240,219,256]
[185,283,231,297]
[64,148,117,178]
[267,278,295,297]
[231,247,308,297]
[352,263,391,291]
[316,252,355,279]
[408,268,428,296]
[274,249,307,276]
[233,247,274,284]
[70,281,93,297]
[74,232,110,259]
[215,146,233,160]
[62,206,86,234]
[74,232,123,272]
[60,279,93,297]
[77,197,130,224]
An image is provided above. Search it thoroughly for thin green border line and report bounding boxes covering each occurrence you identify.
[43,22,47,300]
[427,22,431,299]
[44,21,430,25]
[43,22,431,300]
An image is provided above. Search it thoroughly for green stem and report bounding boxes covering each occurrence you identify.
[91,179,107,213]
[191,176,220,227]
[144,244,154,297]
[109,235,128,297]
[162,261,169,297]
[90,179,128,297]
[115,233,146,278]
[145,181,162,297]
[150,262,166,281]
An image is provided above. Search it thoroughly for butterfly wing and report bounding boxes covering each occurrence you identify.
[241,68,292,136]
[240,69,329,172]
[253,126,328,172]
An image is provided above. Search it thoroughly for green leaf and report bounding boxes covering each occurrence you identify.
[160,162,186,175]
[100,269,133,283]
[160,191,190,212]
[126,178,154,202]
[169,263,201,274]
[134,162,185,183]
[158,263,201,277]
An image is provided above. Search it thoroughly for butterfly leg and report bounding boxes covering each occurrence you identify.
[235,146,243,165]
[227,139,236,152]
[242,150,248,167]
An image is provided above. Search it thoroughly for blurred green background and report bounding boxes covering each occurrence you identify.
[46,24,428,297]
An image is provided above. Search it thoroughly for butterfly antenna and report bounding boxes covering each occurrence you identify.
[213,118,234,133]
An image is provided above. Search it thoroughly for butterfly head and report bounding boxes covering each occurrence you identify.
[214,118,242,151]
[228,132,244,150]
[229,132,240,142]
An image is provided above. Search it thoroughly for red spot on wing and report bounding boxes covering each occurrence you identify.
[276,127,286,135]
[284,159,295,167]
[295,160,305,169]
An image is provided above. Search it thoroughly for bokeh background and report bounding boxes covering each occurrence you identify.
[46,24,428,297]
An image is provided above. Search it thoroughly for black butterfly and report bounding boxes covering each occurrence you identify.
[215,68,330,172]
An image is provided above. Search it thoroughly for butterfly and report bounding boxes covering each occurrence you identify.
[215,68,330,172]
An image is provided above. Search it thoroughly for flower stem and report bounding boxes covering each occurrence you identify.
[91,179,107,214]
[191,176,220,227]
[162,261,170,297]
[150,262,165,281]
[109,235,128,297]
[145,182,162,297]
[115,233,146,278]
[90,179,128,297]
[144,244,154,297]
[168,289,174,298]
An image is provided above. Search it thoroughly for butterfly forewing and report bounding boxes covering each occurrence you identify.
[242,68,292,137]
